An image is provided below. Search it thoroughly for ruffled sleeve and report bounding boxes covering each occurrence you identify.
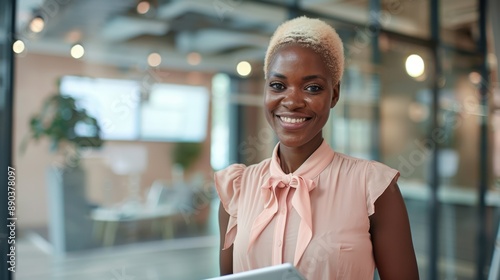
[214,163,246,250]
[365,161,400,216]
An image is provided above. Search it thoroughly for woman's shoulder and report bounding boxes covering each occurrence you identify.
[215,158,272,180]
[330,152,399,181]
[334,151,370,163]
[244,158,272,177]
[332,151,373,170]
[333,151,394,169]
[214,163,246,181]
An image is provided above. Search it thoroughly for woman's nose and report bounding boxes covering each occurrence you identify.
[281,88,305,110]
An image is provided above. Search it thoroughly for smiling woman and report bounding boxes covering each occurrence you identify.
[264,44,338,171]
[215,16,419,280]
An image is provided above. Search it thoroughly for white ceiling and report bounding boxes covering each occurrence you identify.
[15,0,480,75]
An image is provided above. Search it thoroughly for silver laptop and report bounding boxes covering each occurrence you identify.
[205,263,306,280]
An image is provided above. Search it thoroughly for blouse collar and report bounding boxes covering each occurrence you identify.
[248,140,335,266]
[270,139,335,179]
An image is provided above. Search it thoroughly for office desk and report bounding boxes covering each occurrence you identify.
[91,204,181,246]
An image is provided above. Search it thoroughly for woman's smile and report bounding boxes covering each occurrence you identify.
[276,113,312,130]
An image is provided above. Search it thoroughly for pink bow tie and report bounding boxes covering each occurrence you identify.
[248,173,316,266]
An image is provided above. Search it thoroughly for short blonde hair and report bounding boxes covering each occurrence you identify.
[264,16,344,84]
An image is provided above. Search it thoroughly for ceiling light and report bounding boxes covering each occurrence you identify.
[137,1,151,14]
[147,52,161,67]
[29,16,45,33]
[70,44,85,59]
[187,52,202,66]
[405,54,425,78]
[237,61,252,77]
[13,40,25,54]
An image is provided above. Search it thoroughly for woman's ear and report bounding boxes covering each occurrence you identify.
[330,82,341,108]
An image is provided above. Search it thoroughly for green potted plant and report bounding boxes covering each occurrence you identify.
[171,142,202,183]
[20,93,103,165]
[20,92,104,254]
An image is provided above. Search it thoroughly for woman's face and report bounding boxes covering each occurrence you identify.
[264,44,339,149]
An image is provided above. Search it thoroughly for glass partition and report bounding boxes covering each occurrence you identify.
[380,39,434,278]
[327,16,374,160]
[9,0,497,279]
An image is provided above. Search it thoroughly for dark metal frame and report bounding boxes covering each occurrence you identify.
[476,0,489,278]
[369,0,382,162]
[428,1,441,279]
[0,0,16,279]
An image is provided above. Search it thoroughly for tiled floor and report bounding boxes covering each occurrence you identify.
[17,234,220,280]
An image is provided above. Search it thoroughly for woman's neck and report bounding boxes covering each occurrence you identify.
[278,137,323,174]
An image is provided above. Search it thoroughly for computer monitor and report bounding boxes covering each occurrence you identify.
[205,263,306,280]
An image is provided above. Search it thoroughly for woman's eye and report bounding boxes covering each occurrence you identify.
[305,84,323,92]
[270,82,285,90]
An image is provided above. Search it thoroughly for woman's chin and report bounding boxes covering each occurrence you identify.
[276,136,308,148]
[276,132,323,150]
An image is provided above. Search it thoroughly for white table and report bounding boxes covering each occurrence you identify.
[90,204,182,246]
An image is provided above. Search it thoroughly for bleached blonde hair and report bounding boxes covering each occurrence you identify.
[264,16,344,84]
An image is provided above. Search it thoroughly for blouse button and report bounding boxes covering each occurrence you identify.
[277,240,282,247]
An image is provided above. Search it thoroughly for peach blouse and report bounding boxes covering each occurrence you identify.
[215,140,399,279]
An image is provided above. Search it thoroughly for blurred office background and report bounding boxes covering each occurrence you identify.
[0,0,500,279]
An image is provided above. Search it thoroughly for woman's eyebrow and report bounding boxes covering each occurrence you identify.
[302,75,327,82]
[269,72,327,82]
[269,72,287,79]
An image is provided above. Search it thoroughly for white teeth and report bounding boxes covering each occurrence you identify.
[280,116,306,124]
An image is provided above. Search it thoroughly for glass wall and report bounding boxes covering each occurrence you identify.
[380,42,435,278]
[317,1,496,279]
[7,0,499,279]
[329,22,375,160]
[14,1,221,278]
